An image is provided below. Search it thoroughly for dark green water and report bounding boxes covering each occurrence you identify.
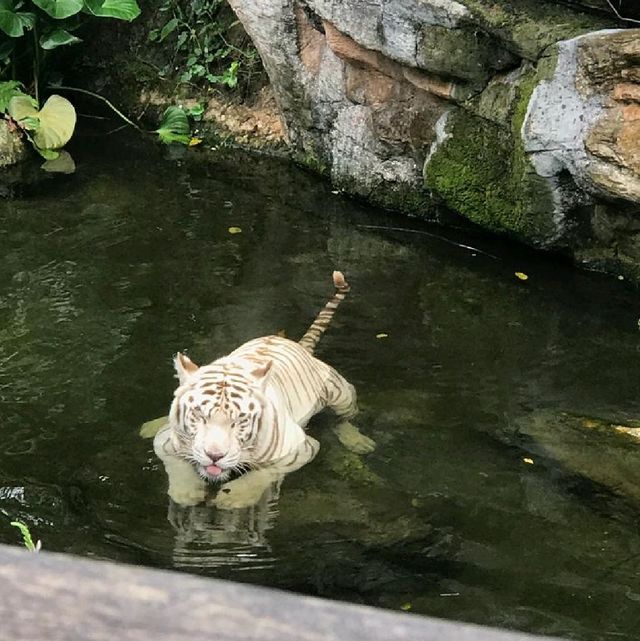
[2,138,640,640]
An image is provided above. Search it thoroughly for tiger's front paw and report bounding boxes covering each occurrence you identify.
[334,421,376,454]
[168,485,207,507]
[214,470,273,510]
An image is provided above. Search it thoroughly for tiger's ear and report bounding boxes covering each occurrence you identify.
[250,360,272,384]
[174,352,199,384]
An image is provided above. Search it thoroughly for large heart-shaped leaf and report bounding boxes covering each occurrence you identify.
[83,0,140,21]
[40,28,82,49]
[8,94,76,150]
[32,0,83,19]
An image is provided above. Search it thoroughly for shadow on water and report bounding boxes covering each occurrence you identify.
[2,134,640,640]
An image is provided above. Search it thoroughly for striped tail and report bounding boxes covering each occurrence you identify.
[298,271,351,354]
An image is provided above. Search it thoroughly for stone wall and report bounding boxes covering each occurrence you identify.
[226,0,640,280]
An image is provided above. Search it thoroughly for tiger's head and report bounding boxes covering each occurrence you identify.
[168,352,273,482]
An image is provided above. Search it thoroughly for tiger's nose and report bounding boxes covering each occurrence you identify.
[206,451,224,463]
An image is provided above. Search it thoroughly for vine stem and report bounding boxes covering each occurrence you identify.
[605,0,640,24]
[33,21,39,104]
[48,85,144,132]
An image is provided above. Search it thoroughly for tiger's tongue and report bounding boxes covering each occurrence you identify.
[206,464,223,476]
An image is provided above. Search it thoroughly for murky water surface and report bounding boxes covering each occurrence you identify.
[2,137,640,640]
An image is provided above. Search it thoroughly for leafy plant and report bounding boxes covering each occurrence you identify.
[0,80,75,158]
[0,0,140,160]
[10,520,41,552]
[149,0,258,91]
[0,1,141,101]
[8,91,75,157]
[156,104,201,146]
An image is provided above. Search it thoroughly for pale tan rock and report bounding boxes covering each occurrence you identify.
[0,120,27,167]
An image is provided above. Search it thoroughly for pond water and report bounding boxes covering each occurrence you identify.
[2,136,640,640]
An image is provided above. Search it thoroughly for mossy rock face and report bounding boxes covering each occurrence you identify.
[458,0,615,60]
[424,107,556,244]
[423,50,566,246]
[416,24,518,87]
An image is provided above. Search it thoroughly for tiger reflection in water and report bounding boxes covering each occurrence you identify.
[143,271,375,557]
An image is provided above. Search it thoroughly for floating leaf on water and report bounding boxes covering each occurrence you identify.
[523,457,534,465]
[376,333,388,339]
[515,272,529,281]
[188,137,202,146]
[400,602,412,611]
[228,226,242,234]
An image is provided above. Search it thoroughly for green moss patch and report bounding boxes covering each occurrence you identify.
[459,0,614,60]
[424,56,559,244]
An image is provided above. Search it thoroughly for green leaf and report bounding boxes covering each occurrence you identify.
[7,94,38,120]
[20,115,41,129]
[155,105,191,145]
[39,28,82,49]
[10,521,38,552]
[184,103,204,119]
[9,93,76,149]
[32,0,83,19]
[83,0,140,21]
[158,16,178,41]
[35,146,59,159]
[0,4,35,37]
[0,79,27,112]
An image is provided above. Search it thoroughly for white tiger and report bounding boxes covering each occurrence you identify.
[151,271,375,508]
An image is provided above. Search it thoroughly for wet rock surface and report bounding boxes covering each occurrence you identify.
[226,0,640,281]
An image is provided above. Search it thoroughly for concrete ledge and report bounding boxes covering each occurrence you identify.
[0,543,560,641]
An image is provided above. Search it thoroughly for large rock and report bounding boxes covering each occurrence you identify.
[227,0,640,280]
[0,120,27,168]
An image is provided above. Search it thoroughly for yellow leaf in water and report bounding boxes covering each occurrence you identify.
[523,457,534,465]
[515,272,529,281]
[228,226,242,234]
[400,602,412,611]
[376,333,389,339]
[189,137,203,146]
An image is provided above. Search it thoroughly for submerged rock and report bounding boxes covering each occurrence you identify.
[512,409,640,504]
